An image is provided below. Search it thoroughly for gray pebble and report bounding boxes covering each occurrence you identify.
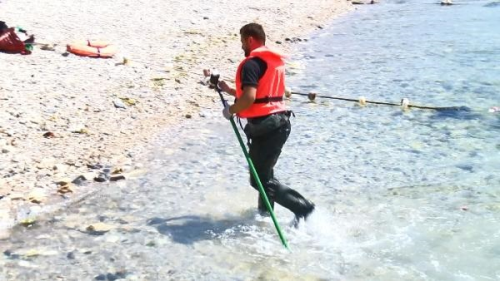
[66,252,75,259]
[94,274,106,280]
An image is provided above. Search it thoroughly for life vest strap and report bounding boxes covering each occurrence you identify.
[254,96,283,104]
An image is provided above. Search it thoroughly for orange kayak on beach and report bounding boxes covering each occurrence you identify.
[67,40,117,58]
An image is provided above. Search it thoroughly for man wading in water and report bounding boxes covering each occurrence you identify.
[218,23,315,225]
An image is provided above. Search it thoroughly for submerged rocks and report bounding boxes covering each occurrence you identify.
[484,1,500,8]
[85,222,114,235]
[109,175,125,182]
[94,271,128,280]
[71,175,88,186]
[90,165,133,183]
[284,37,308,43]
[351,0,377,4]
[56,182,75,195]
[94,172,110,183]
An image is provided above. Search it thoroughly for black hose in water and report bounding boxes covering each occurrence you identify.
[289,91,469,112]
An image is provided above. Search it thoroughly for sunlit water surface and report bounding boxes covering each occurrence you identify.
[1,0,500,280]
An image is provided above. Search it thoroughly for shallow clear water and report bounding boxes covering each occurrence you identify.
[2,1,500,280]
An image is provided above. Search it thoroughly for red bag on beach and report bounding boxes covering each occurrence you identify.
[0,27,28,54]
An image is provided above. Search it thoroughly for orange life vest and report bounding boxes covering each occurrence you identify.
[235,46,286,118]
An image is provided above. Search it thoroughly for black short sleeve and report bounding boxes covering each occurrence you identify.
[240,57,267,90]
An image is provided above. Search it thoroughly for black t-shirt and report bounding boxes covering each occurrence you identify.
[240,57,267,90]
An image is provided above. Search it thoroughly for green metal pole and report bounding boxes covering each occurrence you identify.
[227,116,289,249]
[213,82,289,249]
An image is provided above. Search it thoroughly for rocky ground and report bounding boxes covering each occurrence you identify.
[0,0,356,238]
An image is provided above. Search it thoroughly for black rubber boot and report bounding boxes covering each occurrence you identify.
[291,200,315,228]
[295,201,315,220]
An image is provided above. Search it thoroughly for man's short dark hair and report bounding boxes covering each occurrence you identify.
[240,23,266,44]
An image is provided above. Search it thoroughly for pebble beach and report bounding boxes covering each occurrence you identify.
[0,0,356,238]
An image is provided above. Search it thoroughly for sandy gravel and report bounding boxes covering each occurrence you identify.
[0,0,355,237]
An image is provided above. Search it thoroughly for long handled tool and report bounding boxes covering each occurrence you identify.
[210,73,289,249]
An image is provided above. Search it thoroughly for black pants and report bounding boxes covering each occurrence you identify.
[245,112,314,217]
